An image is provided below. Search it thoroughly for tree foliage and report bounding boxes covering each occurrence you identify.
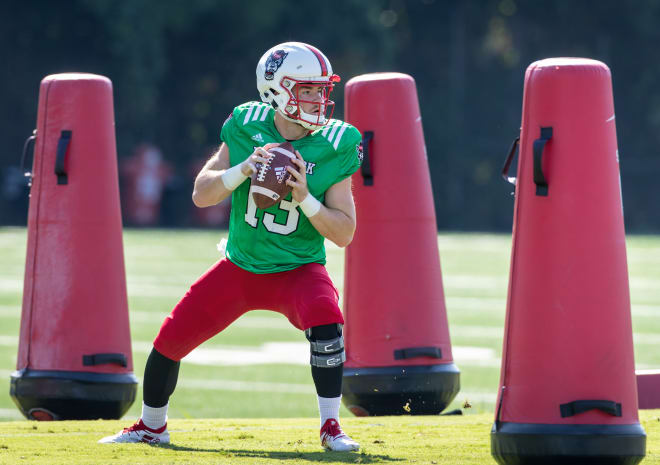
[1,0,659,230]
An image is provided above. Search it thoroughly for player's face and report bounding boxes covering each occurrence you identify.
[295,84,324,115]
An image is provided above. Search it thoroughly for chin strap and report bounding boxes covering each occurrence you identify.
[275,109,323,133]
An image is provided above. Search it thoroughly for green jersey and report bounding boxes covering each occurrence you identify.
[220,101,363,274]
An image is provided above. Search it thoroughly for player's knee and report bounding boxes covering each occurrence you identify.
[305,323,345,368]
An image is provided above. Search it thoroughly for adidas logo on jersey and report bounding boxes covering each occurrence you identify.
[251,133,264,143]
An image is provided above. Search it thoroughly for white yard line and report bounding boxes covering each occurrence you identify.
[177,378,314,394]
[180,342,309,366]
[1,297,658,316]
[0,408,23,419]
[127,311,298,330]
[443,276,507,291]
[449,325,503,339]
[446,296,506,311]
[455,392,498,403]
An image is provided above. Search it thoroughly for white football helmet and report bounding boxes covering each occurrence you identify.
[256,42,340,130]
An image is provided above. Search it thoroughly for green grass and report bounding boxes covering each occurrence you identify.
[0,228,513,419]
[0,228,659,419]
[0,411,656,464]
[0,228,659,462]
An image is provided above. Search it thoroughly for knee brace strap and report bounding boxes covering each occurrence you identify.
[309,337,344,354]
[311,351,346,368]
[306,324,345,368]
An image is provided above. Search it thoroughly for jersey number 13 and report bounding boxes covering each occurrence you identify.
[244,183,300,235]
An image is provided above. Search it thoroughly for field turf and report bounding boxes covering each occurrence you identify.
[0,228,659,463]
[0,412,657,464]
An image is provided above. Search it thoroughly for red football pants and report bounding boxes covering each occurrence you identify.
[153,258,343,361]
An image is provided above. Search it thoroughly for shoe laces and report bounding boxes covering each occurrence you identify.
[321,419,345,440]
[123,419,163,435]
[122,421,141,435]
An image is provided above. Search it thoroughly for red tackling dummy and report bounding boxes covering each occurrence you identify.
[491,58,645,464]
[11,73,137,420]
[341,72,459,416]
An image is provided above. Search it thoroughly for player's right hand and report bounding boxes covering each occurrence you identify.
[240,143,278,176]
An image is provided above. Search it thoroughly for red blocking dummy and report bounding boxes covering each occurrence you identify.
[491,59,645,464]
[636,370,660,409]
[341,73,459,416]
[10,74,137,420]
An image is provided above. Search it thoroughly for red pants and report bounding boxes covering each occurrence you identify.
[153,258,343,361]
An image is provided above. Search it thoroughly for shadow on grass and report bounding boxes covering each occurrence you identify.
[160,444,403,463]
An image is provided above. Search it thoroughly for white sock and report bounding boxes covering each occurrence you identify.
[141,402,168,430]
[318,395,342,427]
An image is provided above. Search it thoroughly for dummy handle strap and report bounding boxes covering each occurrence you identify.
[533,127,553,196]
[21,130,37,187]
[55,130,72,185]
[361,131,374,186]
[394,346,442,360]
[83,353,128,368]
[560,400,622,418]
[501,136,519,185]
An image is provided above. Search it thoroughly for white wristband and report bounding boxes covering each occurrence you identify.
[299,193,322,217]
[221,164,248,191]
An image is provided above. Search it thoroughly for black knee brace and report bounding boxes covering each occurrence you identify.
[307,323,344,398]
[305,323,346,368]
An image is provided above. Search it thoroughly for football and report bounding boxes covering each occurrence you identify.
[251,142,296,209]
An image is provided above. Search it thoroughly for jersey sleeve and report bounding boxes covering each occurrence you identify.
[220,102,266,167]
[335,125,363,183]
[219,106,240,145]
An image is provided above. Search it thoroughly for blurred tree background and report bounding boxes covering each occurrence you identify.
[1,0,659,231]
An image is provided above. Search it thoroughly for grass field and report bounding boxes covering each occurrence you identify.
[0,412,657,464]
[0,228,659,463]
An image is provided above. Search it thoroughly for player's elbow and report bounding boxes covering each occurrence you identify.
[334,236,353,248]
[192,189,215,208]
[332,222,356,248]
[192,189,205,208]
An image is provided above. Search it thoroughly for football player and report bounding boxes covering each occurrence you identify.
[99,42,362,452]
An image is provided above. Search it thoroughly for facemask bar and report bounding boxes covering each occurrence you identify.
[279,76,339,128]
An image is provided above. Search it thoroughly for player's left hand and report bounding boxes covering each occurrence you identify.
[286,150,309,203]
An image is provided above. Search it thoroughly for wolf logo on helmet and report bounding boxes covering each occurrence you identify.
[264,50,288,81]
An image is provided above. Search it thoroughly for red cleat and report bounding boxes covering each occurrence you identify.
[98,419,169,444]
[320,418,359,451]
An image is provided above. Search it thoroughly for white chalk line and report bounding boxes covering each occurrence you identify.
[0,408,23,419]
[2,296,659,318]
[2,273,659,296]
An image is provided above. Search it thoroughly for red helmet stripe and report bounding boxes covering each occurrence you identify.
[304,44,328,76]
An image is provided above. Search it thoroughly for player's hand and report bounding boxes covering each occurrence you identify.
[286,150,309,203]
[240,143,277,176]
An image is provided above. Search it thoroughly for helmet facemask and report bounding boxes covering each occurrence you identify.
[273,76,338,130]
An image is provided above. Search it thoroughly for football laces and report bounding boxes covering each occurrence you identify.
[256,157,272,182]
